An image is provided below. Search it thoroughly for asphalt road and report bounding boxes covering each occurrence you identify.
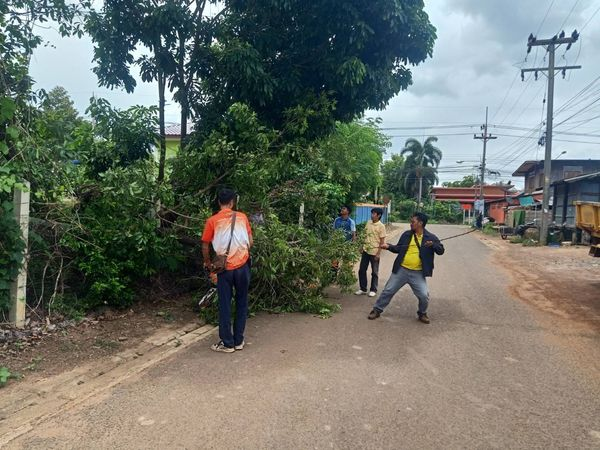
[8,225,600,449]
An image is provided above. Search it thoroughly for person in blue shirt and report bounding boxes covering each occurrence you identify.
[333,206,356,241]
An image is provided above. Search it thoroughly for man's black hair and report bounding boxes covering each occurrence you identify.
[340,205,351,214]
[217,188,237,205]
[371,207,384,218]
[413,211,429,227]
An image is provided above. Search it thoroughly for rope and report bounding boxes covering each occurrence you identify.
[439,228,479,242]
[386,228,479,249]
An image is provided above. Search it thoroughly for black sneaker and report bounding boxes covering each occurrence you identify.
[368,309,381,320]
[418,314,430,324]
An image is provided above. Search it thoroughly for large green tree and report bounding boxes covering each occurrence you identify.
[316,120,388,204]
[192,0,437,140]
[442,175,476,188]
[400,136,442,206]
[86,0,222,182]
[381,154,406,200]
[36,86,83,144]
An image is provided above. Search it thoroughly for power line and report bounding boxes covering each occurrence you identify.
[491,65,522,123]
[556,86,600,118]
[581,3,600,31]
[558,113,600,132]
[557,0,580,33]
[553,96,600,127]
[498,76,535,125]
[492,133,600,144]
[379,124,479,130]
[553,75,600,117]
[538,0,556,35]
[492,124,600,137]
[491,0,555,124]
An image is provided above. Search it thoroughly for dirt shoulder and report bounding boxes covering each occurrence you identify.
[477,231,600,378]
[475,233,600,382]
[478,233,599,330]
[1,293,203,391]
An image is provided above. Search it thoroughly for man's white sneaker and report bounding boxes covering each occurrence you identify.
[211,341,235,353]
[355,290,367,295]
[234,341,245,351]
[368,291,377,297]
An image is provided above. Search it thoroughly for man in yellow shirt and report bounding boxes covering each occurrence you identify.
[368,212,444,324]
[355,208,386,297]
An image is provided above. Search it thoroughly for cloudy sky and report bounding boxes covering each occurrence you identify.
[30,0,600,187]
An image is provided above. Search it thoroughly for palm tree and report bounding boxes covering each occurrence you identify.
[400,136,442,208]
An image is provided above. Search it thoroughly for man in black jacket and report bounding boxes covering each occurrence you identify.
[368,212,444,324]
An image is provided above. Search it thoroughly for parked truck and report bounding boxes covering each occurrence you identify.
[575,201,600,256]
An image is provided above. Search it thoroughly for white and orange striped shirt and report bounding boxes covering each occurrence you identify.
[202,208,252,270]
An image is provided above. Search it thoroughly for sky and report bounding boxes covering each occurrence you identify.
[30,0,600,187]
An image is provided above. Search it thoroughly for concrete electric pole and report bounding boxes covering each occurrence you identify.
[521,30,581,245]
[473,106,497,215]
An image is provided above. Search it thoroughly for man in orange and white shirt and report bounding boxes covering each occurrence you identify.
[202,189,253,353]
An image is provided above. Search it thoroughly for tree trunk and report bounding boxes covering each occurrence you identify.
[178,30,188,147]
[157,61,167,184]
[418,175,423,211]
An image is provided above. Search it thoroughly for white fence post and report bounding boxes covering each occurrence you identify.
[299,202,305,227]
[9,181,30,328]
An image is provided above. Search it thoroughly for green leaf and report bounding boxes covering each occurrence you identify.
[0,98,17,121]
[0,367,11,385]
[6,126,19,140]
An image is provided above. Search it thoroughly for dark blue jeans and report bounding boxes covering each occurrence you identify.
[217,262,251,348]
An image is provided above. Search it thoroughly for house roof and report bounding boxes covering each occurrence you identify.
[512,189,543,198]
[512,159,600,177]
[164,122,194,137]
[551,171,600,185]
[512,161,541,177]
[431,185,515,204]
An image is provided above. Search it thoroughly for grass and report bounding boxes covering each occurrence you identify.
[93,338,120,350]
[156,310,175,322]
[482,224,497,236]
[24,356,43,372]
[522,238,539,247]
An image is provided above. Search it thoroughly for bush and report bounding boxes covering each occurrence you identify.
[61,161,182,309]
[248,217,359,316]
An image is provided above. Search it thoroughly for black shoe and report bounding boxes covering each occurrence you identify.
[368,309,381,320]
[418,313,430,324]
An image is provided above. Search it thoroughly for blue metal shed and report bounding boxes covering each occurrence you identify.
[352,203,389,225]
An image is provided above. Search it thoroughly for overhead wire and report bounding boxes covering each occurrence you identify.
[557,0,580,33]
[491,0,555,123]
[493,0,583,165]
[554,96,600,128]
[580,2,600,31]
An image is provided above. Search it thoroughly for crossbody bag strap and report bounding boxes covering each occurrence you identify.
[413,231,421,250]
[225,212,237,256]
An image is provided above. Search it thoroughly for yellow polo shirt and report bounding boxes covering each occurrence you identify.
[401,233,423,271]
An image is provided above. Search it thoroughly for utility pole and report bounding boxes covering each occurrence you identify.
[521,30,581,245]
[473,106,497,216]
